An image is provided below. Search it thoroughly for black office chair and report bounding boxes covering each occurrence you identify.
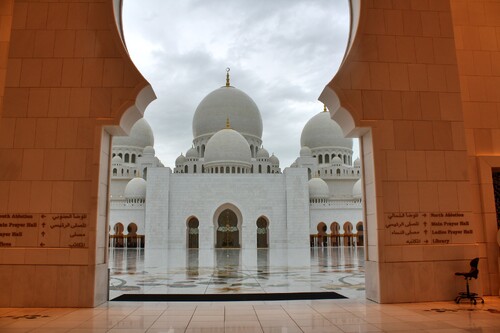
[454,257,484,304]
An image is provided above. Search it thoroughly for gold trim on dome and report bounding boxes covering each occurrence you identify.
[226,116,231,129]
[323,104,328,112]
[226,67,231,87]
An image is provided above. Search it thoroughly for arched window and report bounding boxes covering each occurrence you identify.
[258,165,262,173]
[201,144,205,157]
[318,155,323,163]
[187,217,199,249]
[325,154,329,163]
[126,223,139,248]
[194,165,197,173]
[237,167,240,173]
[121,169,124,175]
[250,144,254,157]
[336,168,340,175]
[118,153,122,158]
[256,217,269,248]
[216,209,240,248]
[267,165,270,173]
[131,154,136,163]
[184,165,188,173]
[143,168,148,180]
[232,166,235,173]
[226,166,230,173]
[112,153,116,157]
[344,155,347,164]
[124,153,129,163]
[112,168,117,176]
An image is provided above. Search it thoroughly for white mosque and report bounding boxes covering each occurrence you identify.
[109,72,363,249]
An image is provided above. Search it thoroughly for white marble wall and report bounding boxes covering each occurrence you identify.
[145,168,171,249]
[145,167,310,249]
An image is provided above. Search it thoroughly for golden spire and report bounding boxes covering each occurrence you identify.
[323,104,328,112]
[226,116,231,128]
[225,67,231,87]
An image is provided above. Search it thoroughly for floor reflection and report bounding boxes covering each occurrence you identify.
[108,247,365,299]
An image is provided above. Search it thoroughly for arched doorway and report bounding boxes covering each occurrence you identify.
[256,216,269,248]
[126,223,138,248]
[330,222,341,246]
[317,222,328,247]
[187,217,199,249]
[112,222,124,248]
[216,209,240,248]
[343,222,354,246]
[356,222,364,246]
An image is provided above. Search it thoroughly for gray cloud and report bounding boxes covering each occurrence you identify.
[122,0,353,168]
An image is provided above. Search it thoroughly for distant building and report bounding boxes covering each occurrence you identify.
[109,72,363,249]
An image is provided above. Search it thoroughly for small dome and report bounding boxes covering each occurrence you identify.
[332,156,343,165]
[308,178,330,199]
[300,112,352,150]
[204,128,251,164]
[192,86,263,140]
[353,179,362,199]
[300,146,312,157]
[256,147,269,159]
[143,146,155,156]
[186,147,198,159]
[353,157,361,167]
[113,119,154,149]
[269,154,279,166]
[124,177,147,199]
[175,154,186,166]
[112,156,122,164]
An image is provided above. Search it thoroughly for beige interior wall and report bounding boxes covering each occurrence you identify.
[0,1,13,115]
[323,0,482,303]
[1,0,498,307]
[0,0,153,307]
[450,0,500,296]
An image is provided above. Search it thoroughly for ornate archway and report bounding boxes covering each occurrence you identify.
[256,216,269,248]
[216,209,240,248]
[187,217,199,249]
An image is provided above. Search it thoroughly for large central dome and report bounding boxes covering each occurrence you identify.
[204,128,252,164]
[192,86,263,140]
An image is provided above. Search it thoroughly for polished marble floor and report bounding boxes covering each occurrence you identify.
[2,247,500,332]
[1,297,500,332]
[109,247,365,300]
[1,247,494,333]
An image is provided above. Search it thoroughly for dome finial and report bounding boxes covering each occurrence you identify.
[226,116,231,128]
[225,67,231,87]
[323,104,328,112]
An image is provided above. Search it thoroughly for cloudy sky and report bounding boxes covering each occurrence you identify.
[122,0,351,168]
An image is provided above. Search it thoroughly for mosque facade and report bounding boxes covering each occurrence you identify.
[109,74,363,249]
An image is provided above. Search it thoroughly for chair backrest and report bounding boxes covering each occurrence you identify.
[468,257,479,279]
[470,257,479,269]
